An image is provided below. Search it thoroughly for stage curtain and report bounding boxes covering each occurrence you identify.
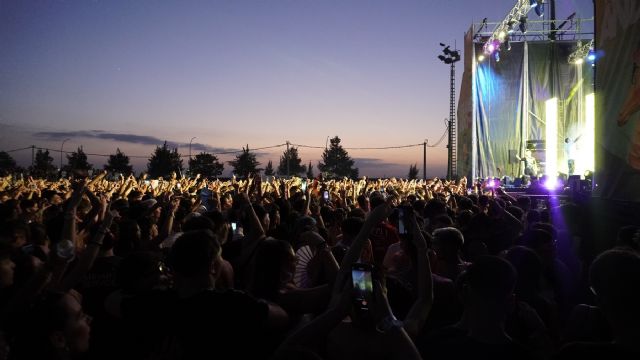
[473,42,525,178]
[472,41,588,179]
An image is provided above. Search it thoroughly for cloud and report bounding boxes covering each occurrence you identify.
[33,130,237,154]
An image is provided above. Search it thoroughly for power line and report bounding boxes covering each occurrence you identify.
[4,146,33,153]
[4,136,448,160]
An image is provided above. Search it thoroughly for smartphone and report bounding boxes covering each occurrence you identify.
[231,222,237,232]
[323,190,330,201]
[352,263,374,321]
[301,180,307,192]
[398,208,407,235]
[144,180,151,186]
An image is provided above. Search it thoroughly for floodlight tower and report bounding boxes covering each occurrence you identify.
[438,43,461,180]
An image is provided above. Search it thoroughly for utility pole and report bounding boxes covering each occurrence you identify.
[438,42,460,180]
[189,137,196,177]
[286,140,290,177]
[423,140,427,180]
[60,138,70,175]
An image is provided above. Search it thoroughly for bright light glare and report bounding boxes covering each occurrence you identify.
[499,31,506,40]
[478,55,485,62]
[488,43,495,53]
[545,98,558,182]
[575,58,584,65]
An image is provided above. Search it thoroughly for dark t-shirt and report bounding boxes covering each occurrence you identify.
[557,342,640,360]
[418,326,533,360]
[122,288,270,359]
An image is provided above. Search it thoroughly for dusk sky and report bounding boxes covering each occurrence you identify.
[0,0,592,178]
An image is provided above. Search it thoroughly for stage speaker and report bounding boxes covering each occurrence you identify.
[508,150,518,164]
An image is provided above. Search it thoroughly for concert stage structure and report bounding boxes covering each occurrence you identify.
[457,0,640,206]
[456,0,595,189]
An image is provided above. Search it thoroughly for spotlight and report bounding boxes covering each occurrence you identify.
[494,51,500,62]
[535,2,544,17]
[519,16,527,33]
[574,58,584,65]
[587,51,596,62]
[544,177,561,191]
[505,37,511,51]
[478,54,485,62]
[487,43,496,53]
[530,0,538,7]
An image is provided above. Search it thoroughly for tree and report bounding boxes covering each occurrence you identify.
[63,146,93,175]
[0,151,17,176]
[408,163,419,180]
[306,161,314,179]
[189,152,224,178]
[104,148,133,175]
[318,136,358,179]
[30,149,57,179]
[277,147,306,176]
[228,145,261,177]
[147,141,183,178]
[264,160,275,176]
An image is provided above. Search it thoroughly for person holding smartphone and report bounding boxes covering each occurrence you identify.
[275,202,431,360]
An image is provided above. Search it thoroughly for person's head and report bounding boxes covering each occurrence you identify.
[202,210,231,244]
[505,206,524,222]
[29,222,50,247]
[520,228,555,263]
[249,238,296,301]
[16,290,91,358]
[253,204,270,231]
[504,246,543,296]
[432,227,465,260]
[341,217,365,244]
[116,251,162,294]
[369,191,386,210]
[616,225,640,252]
[357,195,370,212]
[461,256,516,318]
[182,214,215,233]
[169,230,222,282]
[1,219,29,249]
[589,249,640,332]
[113,218,141,257]
[432,214,454,230]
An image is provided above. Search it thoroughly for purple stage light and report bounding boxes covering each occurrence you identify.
[544,177,561,191]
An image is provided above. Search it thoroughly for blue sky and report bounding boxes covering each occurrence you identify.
[0,0,592,177]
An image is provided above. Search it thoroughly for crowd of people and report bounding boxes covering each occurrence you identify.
[0,171,638,359]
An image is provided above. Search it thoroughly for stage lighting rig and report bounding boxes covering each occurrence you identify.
[438,44,461,64]
[568,39,594,64]
[482,0,537,55]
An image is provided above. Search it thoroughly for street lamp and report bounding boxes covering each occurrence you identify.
[189,137,196,176]
[60,138,70,175]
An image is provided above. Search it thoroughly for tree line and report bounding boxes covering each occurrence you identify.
[4,136,439,179]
